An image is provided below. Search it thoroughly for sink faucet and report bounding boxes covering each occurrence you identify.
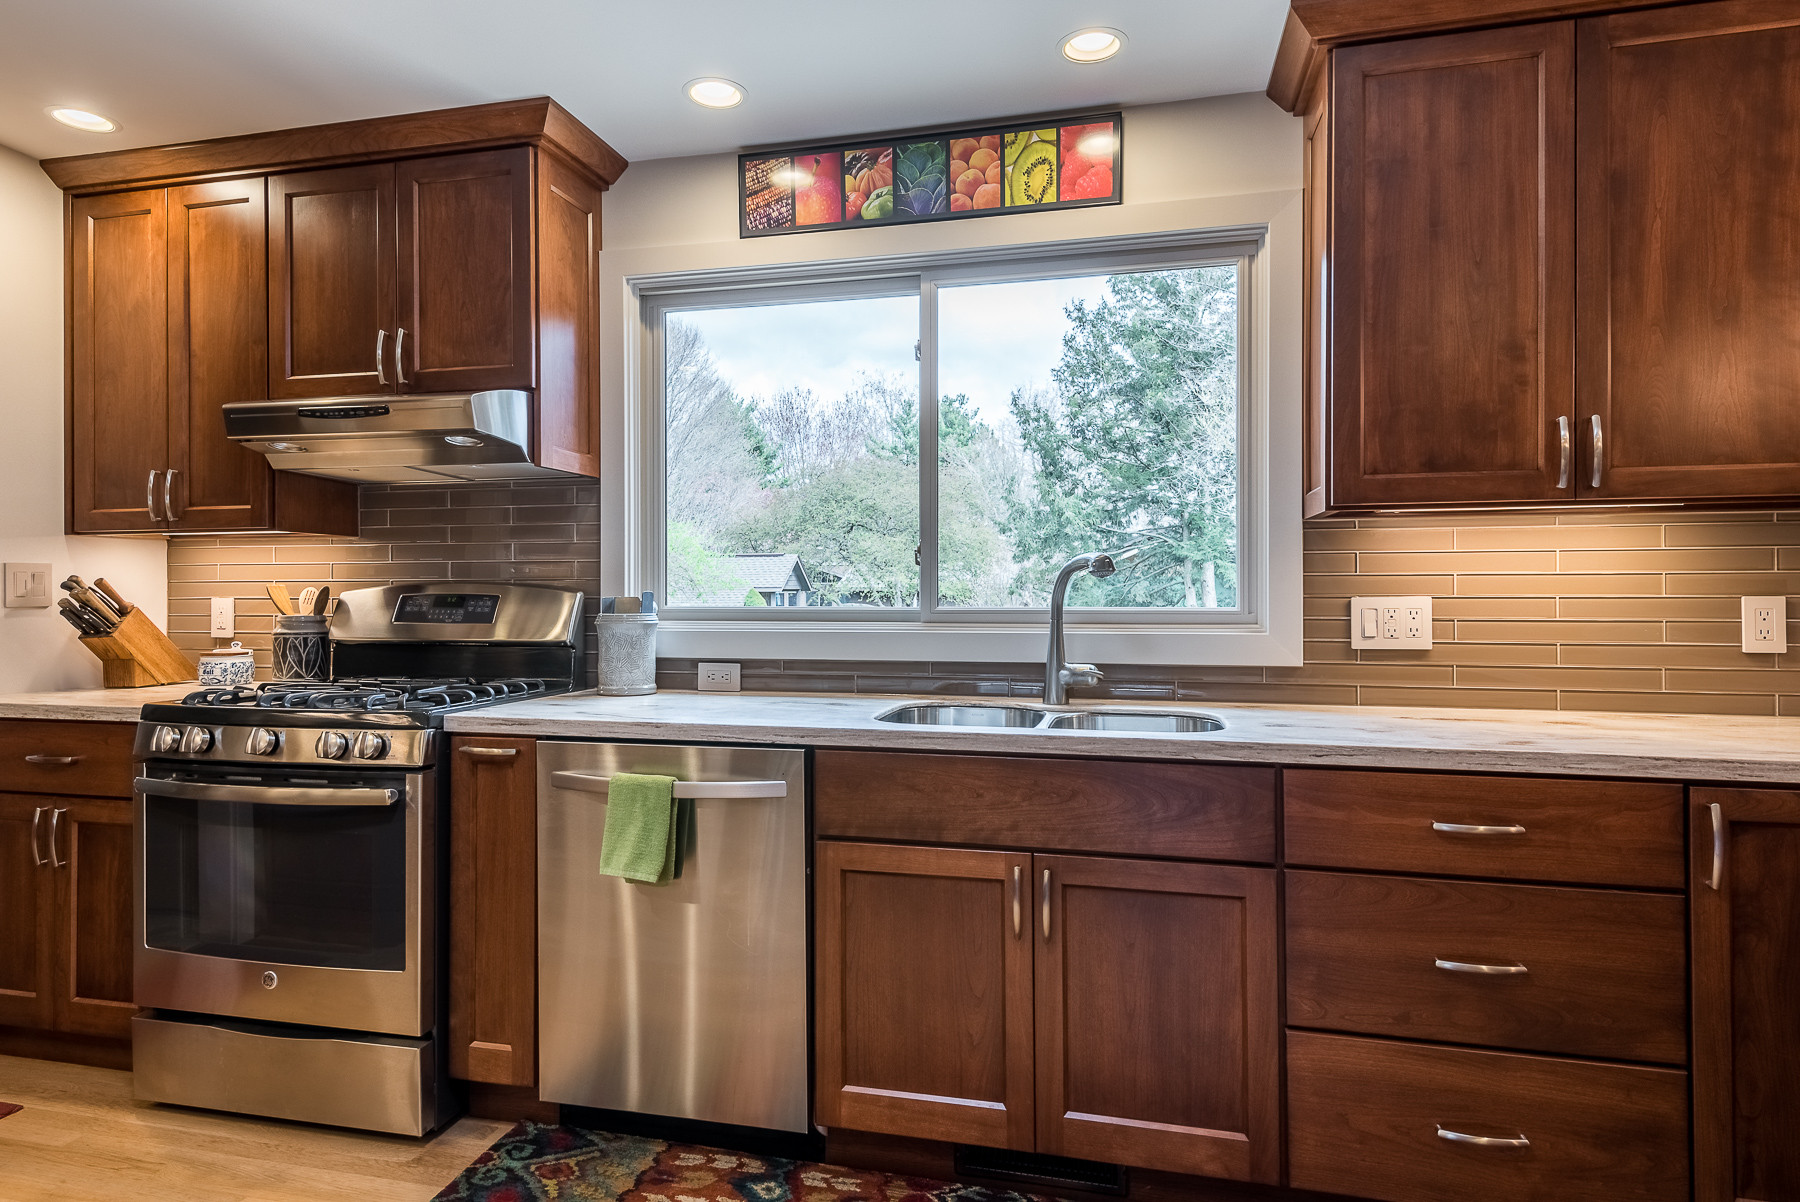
[1044,550,1127,705]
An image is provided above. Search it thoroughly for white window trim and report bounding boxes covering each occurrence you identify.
[620,225,1303,667]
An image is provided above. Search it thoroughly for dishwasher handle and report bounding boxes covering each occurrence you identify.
[549,770,787,799]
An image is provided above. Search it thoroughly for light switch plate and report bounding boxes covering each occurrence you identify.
[3,563,53,609]
[1349,595,1433,650]
[210,596,235,638]
[1741,595,1788,654]
[697,662,741,692]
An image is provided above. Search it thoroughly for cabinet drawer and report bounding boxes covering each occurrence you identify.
[0,720,136,798]
[1283,770,1683,887]
[815,751,1275,862]
[1286,872,1686,1063]
[1288,1031,1688,1202]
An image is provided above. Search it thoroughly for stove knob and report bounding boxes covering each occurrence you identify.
[179,726,214,754]
[150,725,182,753]
[315,731,350,760]
[246,727,282,756]
[351,732,390,761]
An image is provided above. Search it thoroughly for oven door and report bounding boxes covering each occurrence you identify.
[134,767,434,1037]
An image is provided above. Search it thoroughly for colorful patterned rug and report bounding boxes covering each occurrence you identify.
[0,1103,19,1121]
[434,1122,1064,1202]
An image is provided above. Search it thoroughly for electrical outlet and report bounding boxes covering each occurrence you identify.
[1741,595,1788,654]
[697,662,741,692]
[2,563,52,609]
[1349,595,1434,650]
[210,596,235,638]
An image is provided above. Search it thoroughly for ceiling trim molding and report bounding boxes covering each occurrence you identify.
[40,96,628,193]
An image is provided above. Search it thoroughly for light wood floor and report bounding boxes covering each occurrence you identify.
[0,1054,510,1202]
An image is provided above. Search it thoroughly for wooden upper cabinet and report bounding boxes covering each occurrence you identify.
[269,163,398,399]
[69,188,170,533]
[167,179,271,532]
[1035,855,1280,1184]
[397,148,534,394]
[1691,787,1800,1202]
[1576,1,1800,502]
[535,153,601,477]
[1329,23,1576,508]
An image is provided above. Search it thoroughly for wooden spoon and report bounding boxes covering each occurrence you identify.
[312,586,332,616]
[267,583,296,615]
[297,586,318,615]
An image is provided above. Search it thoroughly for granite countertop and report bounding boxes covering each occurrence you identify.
[447,690,1800,784]
[0,684,196,722]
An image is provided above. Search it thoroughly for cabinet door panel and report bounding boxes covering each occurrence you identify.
[1036,855,1279,1183]
[448,737,538,1086]
[269,163,395,398]
[1330,23,1575,507]
[1577,4,1800,501]
[69,189,169,532]
[1692,788,1800,1202]
[535,152,600,475]
[0,797,54,1029]
[54,798,135,1037]
[397,148,534,393]
[167,178,270,531]
[815,842,1034,1150]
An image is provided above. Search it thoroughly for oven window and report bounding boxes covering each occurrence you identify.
[143,796,407,971]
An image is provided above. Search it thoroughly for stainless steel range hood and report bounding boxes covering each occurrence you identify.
[223,391,578,484]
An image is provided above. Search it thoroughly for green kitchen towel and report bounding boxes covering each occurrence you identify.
[599,773,679,884]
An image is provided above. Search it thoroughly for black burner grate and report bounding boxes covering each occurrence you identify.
[179,676,550,714]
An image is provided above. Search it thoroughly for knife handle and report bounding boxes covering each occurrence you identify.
[93,578,133,614]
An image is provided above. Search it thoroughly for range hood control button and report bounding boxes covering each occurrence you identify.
[246,727,282,756]
[179,726,214,754]
[315,731,350,760]
[352,732,390,761]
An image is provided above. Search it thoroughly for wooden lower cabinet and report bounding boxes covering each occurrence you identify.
[1692,788,1800,1202]
[0,793,134,1040]
[447,736,539,1087]
[814,841,1279,1183]
[1288,1031,1689,1202]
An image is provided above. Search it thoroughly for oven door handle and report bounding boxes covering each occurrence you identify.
[135,777,400,807]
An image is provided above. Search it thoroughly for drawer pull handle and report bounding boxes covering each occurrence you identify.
[458,746,519,758]
[1708,801,1724,891]
[1011,865,1022,939]
[1435,958,1529,975]
[24,754,82,765]
[1432,821,1526,836]
[1437,1124,1530,1150]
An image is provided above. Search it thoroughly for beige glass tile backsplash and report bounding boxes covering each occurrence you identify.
[166,485,1800,717]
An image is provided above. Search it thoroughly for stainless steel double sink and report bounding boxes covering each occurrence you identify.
[874,702,1223,734]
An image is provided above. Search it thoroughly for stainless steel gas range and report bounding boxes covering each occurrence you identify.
[130,581,584,1136]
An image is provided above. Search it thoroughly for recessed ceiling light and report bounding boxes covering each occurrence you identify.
[46,106,117,133]
[1061,28,1125,63]
[685,78,745,109]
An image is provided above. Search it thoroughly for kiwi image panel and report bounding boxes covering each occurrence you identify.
[1058,121,1117,202]
[1004,129,1058,206]
[894,141,949,217]
[843,147,894,222]
[743,156,795,231]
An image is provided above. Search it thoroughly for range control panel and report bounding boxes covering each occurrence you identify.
[392,593,500,624]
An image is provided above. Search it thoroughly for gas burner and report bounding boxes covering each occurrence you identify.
[178,677,551,715]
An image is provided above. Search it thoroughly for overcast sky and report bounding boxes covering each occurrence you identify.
[673,274,1112,427]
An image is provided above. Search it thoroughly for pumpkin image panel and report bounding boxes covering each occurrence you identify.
[843,147,894,222]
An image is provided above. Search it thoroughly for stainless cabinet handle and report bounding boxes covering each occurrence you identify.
[147,469,162,521]
[24,754,82,765]
[1556,415,1571,489]
[1436,958,1529,975]
[30,807,47,867]
[1709,801,1724,891]
[164,468,180,521]
[458,746,518,758]
[376,329,388,385]
[1432,821,1526,836]
[48,807,66,869]
[394,327,408,386]
[1437,1125,1529,1150]
[549,770,786,799]
[1589,414,1604,488]
[1041,868,1052,940]
[1011,866,1022,939]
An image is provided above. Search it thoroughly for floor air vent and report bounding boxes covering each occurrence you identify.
[954,1146,1129,1196]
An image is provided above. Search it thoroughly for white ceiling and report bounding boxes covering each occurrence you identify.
[0,0,1288,167]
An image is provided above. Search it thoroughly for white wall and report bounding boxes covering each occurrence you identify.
[0,143,166,692]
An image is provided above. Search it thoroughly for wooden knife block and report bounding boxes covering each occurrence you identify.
[80,608,195,687]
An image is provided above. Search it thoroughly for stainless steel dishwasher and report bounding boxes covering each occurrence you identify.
[536,741,808,1132]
